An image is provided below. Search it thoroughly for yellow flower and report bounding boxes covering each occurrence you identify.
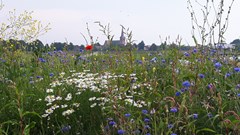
[153,67,156,72]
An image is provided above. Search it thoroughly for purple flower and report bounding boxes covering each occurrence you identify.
[144,118,150,123]
[162,59,166,63]
[207,84,213,89]
[118,129,125,134]
[214,62,222,69]
[168,124,174,128]
[124,113,131,118]
[237,93,240,97]
[184,52,190,57]
[109,121,116,126]
[144,125,151,129]
[181,88,187,92]
[49,73,54,77]
[38,58,46,63]
[142,109,148,114]
[182,81,191,87]
[234,67,240,72]
[193,48,197,53]
[170,107,178,113]
[193,113,198,119]
[175,91,181,96]
[20,63,24,67]
[136,60,142,64]
[225,73,231,78]
[151,57,157,63]
[198,74,205,79]
[208,113,213,118]
[171,133,177,135]
[61,125,71,133]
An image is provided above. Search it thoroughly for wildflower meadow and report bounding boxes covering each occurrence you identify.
[0,0,240,135]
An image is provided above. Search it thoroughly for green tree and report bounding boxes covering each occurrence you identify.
[231,39,240,50]
[137,41,145,50]
[0,4,50,42]
[149,43,157,51]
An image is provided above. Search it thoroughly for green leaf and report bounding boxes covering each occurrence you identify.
[22,111,41,119]
[196,128,216,134]
[23,121,36,135]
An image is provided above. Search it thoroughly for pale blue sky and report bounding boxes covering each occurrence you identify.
[1,0,240,45]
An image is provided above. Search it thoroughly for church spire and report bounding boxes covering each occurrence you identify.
[120,26,126,45]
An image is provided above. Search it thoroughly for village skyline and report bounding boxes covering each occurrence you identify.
[1,0,240,46]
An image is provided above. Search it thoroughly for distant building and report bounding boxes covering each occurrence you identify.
[104,27,126,46]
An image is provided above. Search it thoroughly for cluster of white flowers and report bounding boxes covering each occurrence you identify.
[62,109,75,116]
[42,91,78,118]
[41,70,154,118]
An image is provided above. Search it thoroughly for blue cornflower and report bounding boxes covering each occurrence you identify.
[142,109,148,114]
[49,73,54,77]
[193,48,197,53]
[207,84,213,89]
[198,74,205,79]
[146,133,151,135]
[61,125,71,133]
[20,63,24,67]
[151,57,157,63]
[237,93,240,97]
[182,81,191,87]
[234,67,240,72]
[184,52,190,57]
[162,59,166,63]
[225,73,231,78]
[38,58,46,63]
[168,124,174,128]
[181,88,188,92]
[171,133,177,135]
[144,118,150,123]
[109,121,116,126]
[124,113,131,118]
[136,60,142,64]
[211,49,217,53]
[208,113,213,118]
[170,107,178,113]
[175,91,181,96]
[48,52,53,56]
[214,62,222,69]
[144,125,151,129]
[118,129,125,134]
[193,113,198,119]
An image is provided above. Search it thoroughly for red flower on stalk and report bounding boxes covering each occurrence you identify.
[85,45,93,50]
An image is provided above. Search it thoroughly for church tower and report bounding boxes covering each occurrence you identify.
[119,27,126,45]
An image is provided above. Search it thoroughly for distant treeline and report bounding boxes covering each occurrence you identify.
[1,38,240,52]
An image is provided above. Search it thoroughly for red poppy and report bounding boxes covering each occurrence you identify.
[85,45,93,50]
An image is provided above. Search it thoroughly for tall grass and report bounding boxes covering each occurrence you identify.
[0,0,240,135]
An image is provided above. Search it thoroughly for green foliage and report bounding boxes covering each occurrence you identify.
[0,9,50,42]
[1,0,240,134]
